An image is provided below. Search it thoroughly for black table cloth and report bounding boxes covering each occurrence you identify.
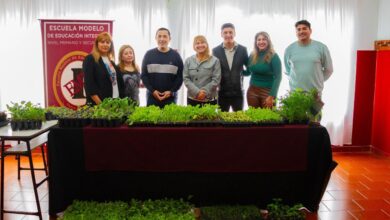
[48,125,336,216]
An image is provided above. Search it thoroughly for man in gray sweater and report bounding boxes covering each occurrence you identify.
[212,23,248,112]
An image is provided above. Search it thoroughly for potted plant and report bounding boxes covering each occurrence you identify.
[0,111,8,127]
[45,106,58,120]
[127,105,162,126]
[245,107,283,126]
[60,198,194,220]
[220,111,254,127]
[264,198,305,220]
[7,101,45,130]
[92,98,135,127]
[0,111,7,122]
[159,104,192,126]
[200,205,262,220]
[75,105,93,126]
[188,104,221,127]
[54,107,77,128]
[278,89,316,124]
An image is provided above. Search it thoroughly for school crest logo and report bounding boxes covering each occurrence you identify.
[53,51,88,109]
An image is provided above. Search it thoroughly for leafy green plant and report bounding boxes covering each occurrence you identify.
[266,199,305,220]
[60,198,194,220]
[278,89,316,123]
[7,101,45,121]
[159,104,221,123]
[128,198,193,217]
[93,98,136,120]
[75,105,94,119]
[245,107,283,123]
[59,198,306,220]
[46,106,77,118]
[190,104,220,121]
[6,102,23,121]
[220,111,251,122]
[201,205,261,220]
[127,106,162,125]
[160,104,193,123]
[60,201,129,220]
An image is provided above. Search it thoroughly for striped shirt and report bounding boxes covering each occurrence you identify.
[141,48,184,93]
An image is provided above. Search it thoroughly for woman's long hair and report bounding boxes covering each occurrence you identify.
[118,45,139,72]
[250,31,275,64]
[91,32,115,63]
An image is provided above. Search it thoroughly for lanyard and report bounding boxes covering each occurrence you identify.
[102,58,117,85]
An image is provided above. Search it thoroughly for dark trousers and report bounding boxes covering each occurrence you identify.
[218,96,244,112]
[187,98,217,107]
[146,92,175,108]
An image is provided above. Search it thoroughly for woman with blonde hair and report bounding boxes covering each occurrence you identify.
[118,45,141,104]
[244,31,281,108]
[183,35,221,106]
[83,32,125,105]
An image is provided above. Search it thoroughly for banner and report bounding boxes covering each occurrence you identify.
[40,19,113,109]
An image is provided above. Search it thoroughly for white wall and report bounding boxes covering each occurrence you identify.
[378,0,390,39]
[343,0,379,144]
[356,0,390,44]
[353,0,379,50]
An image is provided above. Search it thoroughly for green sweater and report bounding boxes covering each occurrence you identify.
[243,52,282,97]
[284,40,333,94]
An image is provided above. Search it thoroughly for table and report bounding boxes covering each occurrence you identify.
[48,125,337,216]
[0,120,57,220]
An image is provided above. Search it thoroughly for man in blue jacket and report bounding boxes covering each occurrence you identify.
[212,23,248,112]
[141,27,184,108]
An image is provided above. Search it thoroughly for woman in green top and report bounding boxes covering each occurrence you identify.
[244,31,281,108]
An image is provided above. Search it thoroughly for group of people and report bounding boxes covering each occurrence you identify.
[83,19,333,113]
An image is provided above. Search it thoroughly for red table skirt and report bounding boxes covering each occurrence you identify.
[84,125,308,172]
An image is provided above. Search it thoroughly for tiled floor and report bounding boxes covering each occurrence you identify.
[1,152,390,219]
[307,152,390,220]
[1,153,51,220]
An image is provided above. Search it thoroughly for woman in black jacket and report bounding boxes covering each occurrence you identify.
[83,32,124,105]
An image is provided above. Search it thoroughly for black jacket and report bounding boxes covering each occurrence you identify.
[83,54,125,105]
[212,44,248,97]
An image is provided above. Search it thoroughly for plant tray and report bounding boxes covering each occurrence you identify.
[0,119,9,128]
[285,120,310,125]
[10,120,42,131]
[45,112,58,121]
[128,122,157,127]
[221,121,256,127]
[187,120,221,127]
[59,118,90,128]
[91,119,122,127]
[156,122,187,127]
[254,121,285,126]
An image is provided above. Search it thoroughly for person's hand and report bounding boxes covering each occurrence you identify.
[196,90,207,100]
[91,95,102,105]
[152,90,163,101]
[160,91,172,100]
[263,96,274,108]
